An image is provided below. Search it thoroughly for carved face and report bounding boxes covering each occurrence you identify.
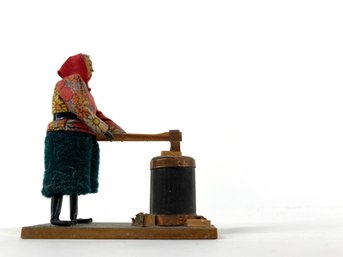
[83,55,94,77]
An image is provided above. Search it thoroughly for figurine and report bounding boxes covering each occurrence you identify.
[41,54,125,226]
[20,53,218,239]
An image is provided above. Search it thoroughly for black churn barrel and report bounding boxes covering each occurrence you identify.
[150,155,196,215]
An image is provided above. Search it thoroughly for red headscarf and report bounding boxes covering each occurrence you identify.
[57,53,91,85]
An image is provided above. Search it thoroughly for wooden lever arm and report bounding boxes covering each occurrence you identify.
[98,130,182,152]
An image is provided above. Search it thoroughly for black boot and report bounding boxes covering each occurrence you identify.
[50,194,76,226]
[70,195,93,224]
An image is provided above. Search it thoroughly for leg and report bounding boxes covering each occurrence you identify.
[50,194,75,226]
[70,195,92,224]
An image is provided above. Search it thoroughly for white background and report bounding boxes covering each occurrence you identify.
[0,0,343,256]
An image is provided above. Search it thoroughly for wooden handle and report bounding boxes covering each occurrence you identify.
[99,130,182,152]
[110,132,170,142]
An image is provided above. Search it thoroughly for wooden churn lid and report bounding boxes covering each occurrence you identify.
[150,153,196,169]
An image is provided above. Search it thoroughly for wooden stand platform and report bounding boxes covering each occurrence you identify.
[21,222,218,239]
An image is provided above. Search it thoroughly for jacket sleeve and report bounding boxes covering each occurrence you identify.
[96,110,124,131]
[57,75,109,135]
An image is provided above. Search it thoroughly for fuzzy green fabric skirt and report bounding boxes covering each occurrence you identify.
[42,131,100,198]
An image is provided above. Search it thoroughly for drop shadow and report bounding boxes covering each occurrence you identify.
[218,219,342,238]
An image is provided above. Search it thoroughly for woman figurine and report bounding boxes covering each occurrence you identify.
[42,54,125,226]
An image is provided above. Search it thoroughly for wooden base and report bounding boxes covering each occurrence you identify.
[21,222,217,239]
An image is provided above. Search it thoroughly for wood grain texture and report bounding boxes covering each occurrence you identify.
[21,223,217,239]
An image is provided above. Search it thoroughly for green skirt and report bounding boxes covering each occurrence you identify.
[42,131,100,198]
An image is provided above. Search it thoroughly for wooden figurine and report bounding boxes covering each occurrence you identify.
[21,54,217,239]
[41,54,125,226]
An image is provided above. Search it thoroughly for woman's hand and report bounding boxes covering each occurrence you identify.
[111,128,126,135]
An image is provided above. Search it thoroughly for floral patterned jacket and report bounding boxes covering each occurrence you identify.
[47,73,122,137]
